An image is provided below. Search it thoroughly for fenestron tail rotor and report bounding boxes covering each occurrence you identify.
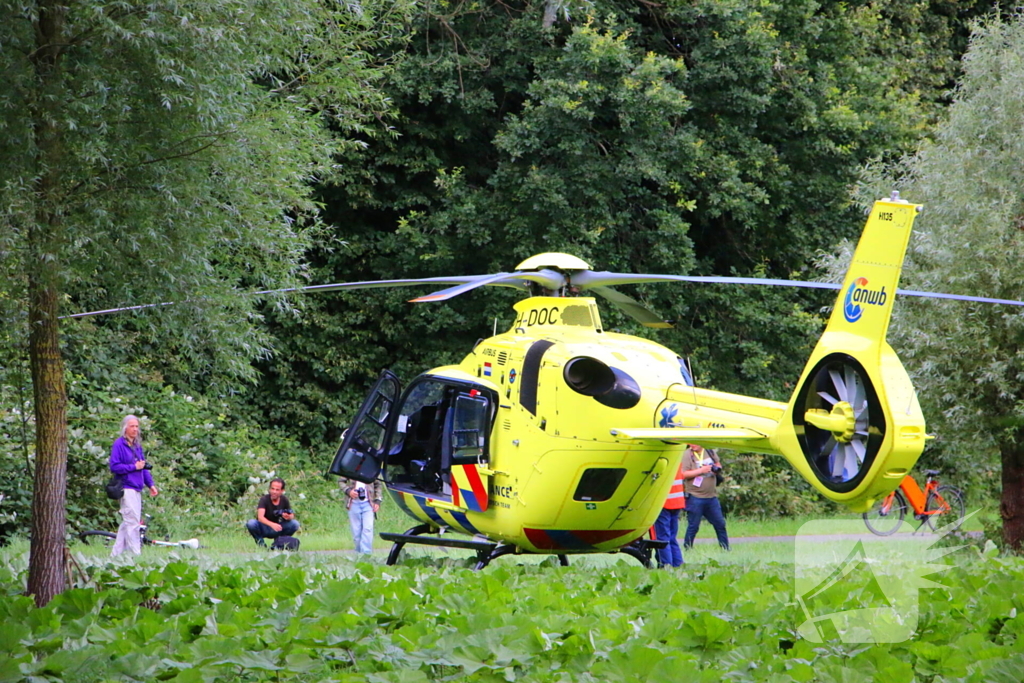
[795,354,885,492]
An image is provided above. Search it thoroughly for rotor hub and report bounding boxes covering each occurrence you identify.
[804,402,857,443]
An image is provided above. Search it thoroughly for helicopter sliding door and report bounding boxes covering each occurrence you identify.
[328,370,402,483]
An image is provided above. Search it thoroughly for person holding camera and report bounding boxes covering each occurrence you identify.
[246,478,300,547]
[340,477,382,555]
[109,415,158,557]
[681,443,730,550]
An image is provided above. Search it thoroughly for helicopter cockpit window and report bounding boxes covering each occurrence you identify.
[573,468,627,502]
[678,358,694,387]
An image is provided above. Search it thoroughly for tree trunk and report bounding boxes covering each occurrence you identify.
[26,0,69,607]
[26,283,68,606]
[1000,439,1024,552]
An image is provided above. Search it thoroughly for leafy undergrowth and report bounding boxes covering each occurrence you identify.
[1,550,1022,682]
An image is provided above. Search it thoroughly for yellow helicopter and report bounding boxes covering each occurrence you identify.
[325,193,933,568]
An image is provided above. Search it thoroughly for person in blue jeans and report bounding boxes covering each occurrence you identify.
[681,444,730,550]
[652,462,686,567]
[246,478,300,546]
[340,477,383,554]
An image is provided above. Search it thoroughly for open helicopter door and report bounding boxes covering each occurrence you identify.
[446,391,492,512]
[328,370,402,483]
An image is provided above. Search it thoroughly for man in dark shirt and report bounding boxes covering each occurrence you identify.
[245,478,300,547]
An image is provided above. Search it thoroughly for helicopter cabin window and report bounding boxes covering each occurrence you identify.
[449,394,488,465]
[386,377,495,498]
[573,468,627,502]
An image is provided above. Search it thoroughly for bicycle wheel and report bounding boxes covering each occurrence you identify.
[925,485,966,532]
[863,489,907,536]
[79,530,117,546]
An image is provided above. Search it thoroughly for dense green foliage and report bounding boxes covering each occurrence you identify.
[0,548,1021,681]
[0,0,411,382]
[247,0,996,447]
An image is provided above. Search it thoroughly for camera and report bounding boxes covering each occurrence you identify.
[357,489,366,501]
[279,508,292,516]
[142,462,153,470]
[700,457,721,473]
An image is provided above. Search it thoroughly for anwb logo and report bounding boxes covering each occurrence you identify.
[843,277,888,323]
[793,519,967,643]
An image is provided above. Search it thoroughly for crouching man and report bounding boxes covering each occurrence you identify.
[246,478,300,547]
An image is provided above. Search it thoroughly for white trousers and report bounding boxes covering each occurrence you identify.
[112,488,143,557]
[348,500,375,554]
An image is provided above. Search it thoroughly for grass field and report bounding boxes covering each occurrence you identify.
[49,497,990,572]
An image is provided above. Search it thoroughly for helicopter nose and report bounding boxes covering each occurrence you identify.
[563,357,641,409]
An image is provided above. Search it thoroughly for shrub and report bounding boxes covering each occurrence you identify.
[717,452,824,518]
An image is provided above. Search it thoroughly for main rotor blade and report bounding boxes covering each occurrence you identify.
[572,271,843,291]
[294,275,524,295]
[409,269,567,303]
[586,286,672,328]
[64,265,1024,320]
[573,272,1024,307]
[64,276,529,319]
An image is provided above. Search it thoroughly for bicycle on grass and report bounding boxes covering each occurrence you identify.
[79,509,200,549]
[863,469,965,536]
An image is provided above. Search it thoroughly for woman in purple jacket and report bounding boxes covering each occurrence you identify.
[109,415,158,556]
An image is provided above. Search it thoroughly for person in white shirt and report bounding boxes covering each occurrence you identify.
[339,477,383,554]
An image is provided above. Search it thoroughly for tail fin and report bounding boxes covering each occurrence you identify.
[825,195,918,343]
[775,194,927,510]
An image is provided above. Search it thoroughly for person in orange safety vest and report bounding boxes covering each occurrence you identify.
[651,462,686,567]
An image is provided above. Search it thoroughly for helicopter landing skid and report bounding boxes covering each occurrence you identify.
[382,526,663,569]
[381,525,500,567]
[616,538,668,569]
[381,526,570,569]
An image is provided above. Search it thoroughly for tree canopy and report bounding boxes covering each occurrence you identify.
[0,0,409,604]
[250,0,973,445]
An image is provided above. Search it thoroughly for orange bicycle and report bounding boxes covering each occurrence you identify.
[863,469,965,536]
